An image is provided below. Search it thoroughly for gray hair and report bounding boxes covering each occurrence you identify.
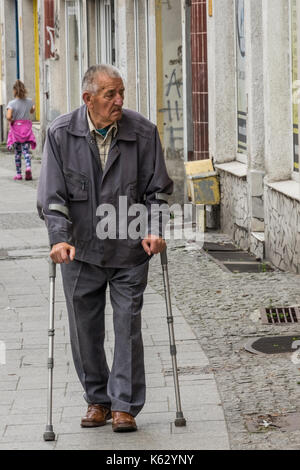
[82,64,122,94]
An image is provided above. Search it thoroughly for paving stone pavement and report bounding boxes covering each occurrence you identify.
[0,154,229,450]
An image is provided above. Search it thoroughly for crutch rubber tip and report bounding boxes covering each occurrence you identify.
[43,431,55,441]
[43,426,55,441]
[174,417,187,427]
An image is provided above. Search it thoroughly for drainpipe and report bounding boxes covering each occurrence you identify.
[15,0,20,79]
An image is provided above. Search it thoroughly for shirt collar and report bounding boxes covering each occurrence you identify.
[87,110,117,140]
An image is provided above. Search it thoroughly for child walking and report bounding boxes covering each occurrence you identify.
[6,80,36,181]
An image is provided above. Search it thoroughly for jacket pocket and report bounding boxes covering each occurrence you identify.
[64,170,89,201]
[63,169,92,241]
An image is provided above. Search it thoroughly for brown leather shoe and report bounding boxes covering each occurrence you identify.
[112,411,137,432]
[81,404,111,428]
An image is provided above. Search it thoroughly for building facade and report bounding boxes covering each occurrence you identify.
[206,0,300,273]
[2,0,296,273]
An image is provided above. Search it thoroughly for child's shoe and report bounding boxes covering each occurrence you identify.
[25,168,32,180]
[13,174,22,181]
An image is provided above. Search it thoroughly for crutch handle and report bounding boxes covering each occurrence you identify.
[160,247,168,266]
[49,258,56,278]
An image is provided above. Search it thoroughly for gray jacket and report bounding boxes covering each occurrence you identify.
[37,105,173,267]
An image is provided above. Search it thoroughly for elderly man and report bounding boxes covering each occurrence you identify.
[37,64,173,432]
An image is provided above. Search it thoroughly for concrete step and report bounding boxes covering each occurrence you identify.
[250,231,265,260]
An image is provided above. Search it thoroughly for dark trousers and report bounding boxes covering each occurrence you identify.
[60,258,149,417]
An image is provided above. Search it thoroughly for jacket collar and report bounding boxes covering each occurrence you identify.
[67,104,136,142]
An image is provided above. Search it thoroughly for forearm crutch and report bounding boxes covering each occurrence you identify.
[43,259,56,441]
[160,248,186,427]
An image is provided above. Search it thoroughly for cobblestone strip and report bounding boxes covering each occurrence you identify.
[148,238,300,450]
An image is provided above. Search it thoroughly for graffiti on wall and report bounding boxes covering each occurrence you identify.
[159,45,183,156]
[44,0,59,59]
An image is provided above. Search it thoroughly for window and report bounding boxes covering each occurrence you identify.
[65,0,83,111]
[96,0,115,65]
[235,0,247,161]
[291,0,300,174]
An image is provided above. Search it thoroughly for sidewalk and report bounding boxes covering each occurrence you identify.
[0,156,230,450]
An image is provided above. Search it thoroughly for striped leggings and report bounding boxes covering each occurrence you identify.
[14,142,31,175]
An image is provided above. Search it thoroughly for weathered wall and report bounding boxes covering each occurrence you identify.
[39,0,68,129]
[20,0,35,107]
[263,0,292,183]
[2,1,17,119]
[49,0,68,120]
[117,0,136,109]
[219,170,250,250]
[207,0,236,164]
[156,0,185,204]
[265,187,300,273]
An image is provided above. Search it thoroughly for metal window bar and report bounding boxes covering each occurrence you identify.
[15,0,20,78]
[95,0,100,63]
[65,1,72,112]
[105,2,111,64]
[134,0,140,113]
[96,0,114,65]
[111,0,115,64]
[145,0,151,119]
[77,1,83,106]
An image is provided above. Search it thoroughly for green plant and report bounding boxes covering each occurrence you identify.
[261,262,267,273]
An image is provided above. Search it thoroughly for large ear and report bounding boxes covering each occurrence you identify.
[82,91,93,107]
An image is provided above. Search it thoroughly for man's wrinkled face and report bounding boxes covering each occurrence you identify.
[87,74,124,126]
